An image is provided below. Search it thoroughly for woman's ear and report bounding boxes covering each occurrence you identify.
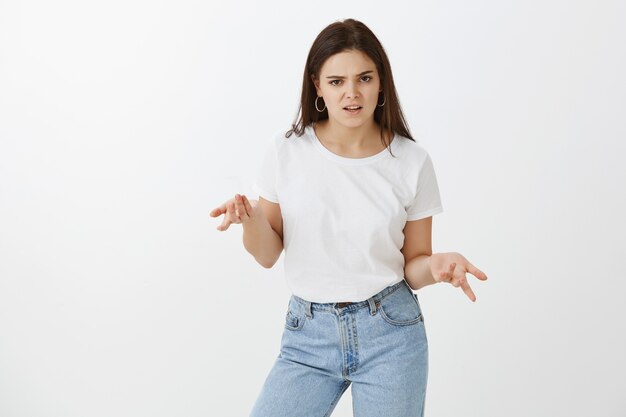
[311,74,320,95]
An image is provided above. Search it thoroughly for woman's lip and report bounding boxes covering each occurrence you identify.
[343,107,362,115]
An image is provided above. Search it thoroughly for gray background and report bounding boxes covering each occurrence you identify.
[1,0,624,416]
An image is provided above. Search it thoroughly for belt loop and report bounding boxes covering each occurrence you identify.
[305,301,313,319]
[368,298,378,315]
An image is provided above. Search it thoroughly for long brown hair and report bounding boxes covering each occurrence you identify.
[285,18,415,156]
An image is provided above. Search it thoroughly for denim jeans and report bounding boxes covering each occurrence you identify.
[249,278,428,417]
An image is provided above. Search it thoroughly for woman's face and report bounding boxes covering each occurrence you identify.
[312,49,382,128]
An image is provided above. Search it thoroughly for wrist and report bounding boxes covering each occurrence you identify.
[405,254,438,291]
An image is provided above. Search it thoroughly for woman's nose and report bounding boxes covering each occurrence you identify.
[346,81,359,98]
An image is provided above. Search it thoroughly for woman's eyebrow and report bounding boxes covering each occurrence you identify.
[325,70,374,79]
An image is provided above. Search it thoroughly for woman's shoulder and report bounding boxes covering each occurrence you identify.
[261,125,311,157]
[393,132,430,159]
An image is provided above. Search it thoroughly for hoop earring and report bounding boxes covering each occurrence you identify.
[315,96,326,112]
[377,91,386,107]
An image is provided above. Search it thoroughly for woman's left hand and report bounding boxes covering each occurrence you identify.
[430,252,488,302]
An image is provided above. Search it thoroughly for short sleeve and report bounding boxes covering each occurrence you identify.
[251,138,279,203]
[406,152,444,221]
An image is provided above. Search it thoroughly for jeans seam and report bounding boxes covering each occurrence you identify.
[323,380,350,417]
[379,307,424,326]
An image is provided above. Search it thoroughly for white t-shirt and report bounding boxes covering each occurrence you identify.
[251,124,444,303]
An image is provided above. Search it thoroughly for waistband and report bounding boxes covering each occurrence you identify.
[291,279,409,317]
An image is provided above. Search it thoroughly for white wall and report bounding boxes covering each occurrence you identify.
[1,0,624,416]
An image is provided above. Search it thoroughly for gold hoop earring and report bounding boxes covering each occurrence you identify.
[377,91,386,107]
[315,96,326,112]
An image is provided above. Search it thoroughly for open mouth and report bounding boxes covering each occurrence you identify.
[343,106,362,114]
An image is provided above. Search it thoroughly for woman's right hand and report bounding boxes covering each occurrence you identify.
[209,194,261,231]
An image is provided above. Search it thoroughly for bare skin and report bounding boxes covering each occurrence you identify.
[430,253,488,302]
[209,194,259,231]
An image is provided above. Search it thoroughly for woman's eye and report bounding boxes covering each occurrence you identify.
[329,80,341,86]
[361,76,372,82]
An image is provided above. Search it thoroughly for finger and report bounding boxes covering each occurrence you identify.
[233,195,241,217]
[438,270,451,283]
[209,206,225,217]
[227,200,240,221]
[242,195,254,215]
[450,275,460,287]
[235,194,249,220]
[439,273,452,284]
[447,262,456,284]
[216,218,231,231]
[460,279,477,302]
[465,261,488,280]
[449,262,456,278]
[450,262,460,288]
[452,266,479,301]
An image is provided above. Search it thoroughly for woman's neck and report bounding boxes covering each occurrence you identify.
[314,119,380,148]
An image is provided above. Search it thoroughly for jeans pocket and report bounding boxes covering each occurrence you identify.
[378,287,423,327]
[284,303,305,331]
[412,292,425,323]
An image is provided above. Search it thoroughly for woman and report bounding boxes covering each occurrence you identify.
[209,18,487,417]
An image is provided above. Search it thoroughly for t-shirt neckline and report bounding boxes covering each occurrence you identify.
[307,124,397,165]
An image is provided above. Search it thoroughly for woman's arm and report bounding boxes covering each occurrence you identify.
[241,197,284,268]
[401,216,488,300]
[401,216,437,290]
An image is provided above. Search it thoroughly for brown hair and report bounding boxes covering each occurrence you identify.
[285,18,415,156]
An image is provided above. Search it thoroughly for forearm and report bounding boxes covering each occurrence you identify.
[242,207,283,268]
[404,254,438,291]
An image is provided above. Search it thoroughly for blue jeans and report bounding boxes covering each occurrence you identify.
[249,278,428,417]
